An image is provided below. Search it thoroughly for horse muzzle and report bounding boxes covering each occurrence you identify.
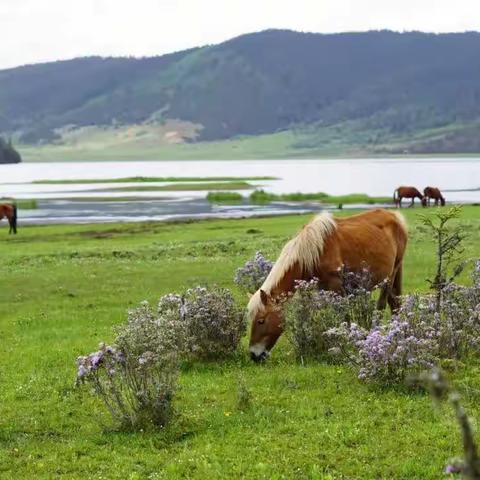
[250,350,268,363]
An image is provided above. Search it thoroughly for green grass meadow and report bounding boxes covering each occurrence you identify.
[1,207,480,479]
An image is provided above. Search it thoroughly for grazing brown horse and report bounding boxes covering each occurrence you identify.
[423,186,445,206]
[248,209,408,361]
[0,203,17,234]
[393,186,426,208]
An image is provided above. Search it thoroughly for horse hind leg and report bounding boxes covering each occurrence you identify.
[377,284,389,310]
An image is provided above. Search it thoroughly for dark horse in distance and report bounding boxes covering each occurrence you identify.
[423,186,445,206]
[0,203,17,234]
[393,186,426,208]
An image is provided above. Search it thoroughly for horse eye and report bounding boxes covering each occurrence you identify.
[258,318,265,325]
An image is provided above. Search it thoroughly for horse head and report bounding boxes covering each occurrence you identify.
[248,289,284,362]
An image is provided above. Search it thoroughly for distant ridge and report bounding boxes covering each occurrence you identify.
[2,29,480,155]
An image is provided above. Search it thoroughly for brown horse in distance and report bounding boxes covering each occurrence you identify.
[0,203,17,234]
[423,186,445,206]
[393,186,426,208]
[248,209,408,361]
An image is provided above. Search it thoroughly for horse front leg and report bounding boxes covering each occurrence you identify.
[377,284,389,310]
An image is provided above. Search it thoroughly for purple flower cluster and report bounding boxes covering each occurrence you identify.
[356,317,438,383]
[157,286,246,359]
[76,343,124,382]
[444,463,462,475]
[234,252,274,293]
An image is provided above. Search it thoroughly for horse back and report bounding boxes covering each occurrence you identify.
[424,186,441,197]
[398,186,422,198]
[320,209,407,283]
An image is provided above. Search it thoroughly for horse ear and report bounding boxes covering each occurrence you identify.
[259,289,269,305]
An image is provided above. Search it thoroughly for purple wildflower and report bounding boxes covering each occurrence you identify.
[234,252,274,293]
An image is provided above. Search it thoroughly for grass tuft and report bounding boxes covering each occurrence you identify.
[250,189,391,205]
[206,192,244,203]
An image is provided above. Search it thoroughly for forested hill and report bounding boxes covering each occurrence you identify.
[0,138,21,164]
[2,29,480,150]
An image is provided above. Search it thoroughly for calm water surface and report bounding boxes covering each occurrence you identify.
[1,158,479,224]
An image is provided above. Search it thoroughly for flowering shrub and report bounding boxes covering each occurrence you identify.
[157,286,246,359]
[326,263,480,384]
[284,272,379,362]
[234,251,274,293]
[340,266,381,329]
[76,302,182,429]
[433,282,480,359]
[76,286,244,428]
[285,279,346,361]
[328,313,438,384]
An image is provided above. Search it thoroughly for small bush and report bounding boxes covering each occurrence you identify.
[157,286,246,360]
[249,189,276,203]
[234,251,274,294]
[285,272,379,362]
[76,302,182,429]
[328,313,438,384]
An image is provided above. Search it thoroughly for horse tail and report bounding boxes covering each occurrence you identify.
[393,188,398,203]
[440,195,445,206]
[12,204,17,233]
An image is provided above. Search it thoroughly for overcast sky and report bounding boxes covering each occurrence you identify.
[1,0,479,69]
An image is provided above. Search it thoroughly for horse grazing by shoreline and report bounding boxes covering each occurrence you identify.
[0,203,17,234]
[423,186,445,206]
[248,209,408,361]
[393,186,426,208]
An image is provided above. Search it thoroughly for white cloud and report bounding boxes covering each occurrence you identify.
[1,0,479,69]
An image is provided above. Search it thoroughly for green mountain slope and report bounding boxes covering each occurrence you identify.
[2,29,480,155]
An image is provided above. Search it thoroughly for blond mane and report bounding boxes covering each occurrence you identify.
[248,212,337,316]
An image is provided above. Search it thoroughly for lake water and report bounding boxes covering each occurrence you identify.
[1,158,479,224]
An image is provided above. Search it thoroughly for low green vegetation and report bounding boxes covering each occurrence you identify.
[49,196,177,203]
[32,176,276,184]
[206,192,244,203]
[18,120,480,162]
[18,129,302,161]
[250,189,391,205]
[0,198,37,209]
[85,181,254,193]
[1,207,479,479]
